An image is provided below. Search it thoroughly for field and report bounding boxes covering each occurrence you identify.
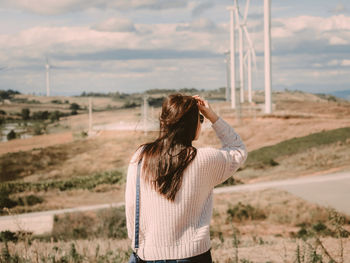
[1,89,350,262]
[2,189,350,262]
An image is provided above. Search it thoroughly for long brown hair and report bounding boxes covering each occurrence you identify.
[137,94,199,202]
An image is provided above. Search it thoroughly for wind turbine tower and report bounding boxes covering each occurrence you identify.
[227,6,236,109]
[234,0,245,104]
[45,57,51,97]
[224,51,231,102]
[264,0,272,114]
[241,0,257,104]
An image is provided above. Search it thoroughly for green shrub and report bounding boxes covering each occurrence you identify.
[21,108,30,120]
[51,206,127,241]
[32,110,49,120]
[69,103,81,110]
[0,231,18,243]
[226,202,266,222]
[1,169,125,195]
[17,194,44,206]
[0,187,17,209]
[6,130,16,140]
[123,101,138,108]
[97,206,127,239]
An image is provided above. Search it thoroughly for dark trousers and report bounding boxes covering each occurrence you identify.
[140,249,212,263]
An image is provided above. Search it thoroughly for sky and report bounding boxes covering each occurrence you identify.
[0,0,349,96]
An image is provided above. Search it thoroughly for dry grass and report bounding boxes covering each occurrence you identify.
[236,139,350,183]
[2,189,350,263]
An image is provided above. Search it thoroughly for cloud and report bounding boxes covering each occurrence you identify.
[341,59,350,66]
[191,1,213,17]
[270,15,350,57]
[0,0,189,15]
[92,18,136,32]
[52,48,220,61]
[176,18,221,33]
[330,3,348,14]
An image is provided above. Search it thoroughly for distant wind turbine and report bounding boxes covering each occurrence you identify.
[45,57,51,97]
[45,57,60,97]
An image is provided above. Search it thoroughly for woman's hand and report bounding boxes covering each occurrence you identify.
[193,95,219,124]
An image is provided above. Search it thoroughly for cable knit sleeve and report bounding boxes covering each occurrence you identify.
[207,117,247,187]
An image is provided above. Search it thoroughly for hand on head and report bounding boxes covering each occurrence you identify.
[192,95,219,124]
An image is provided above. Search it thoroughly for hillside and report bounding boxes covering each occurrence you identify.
[0,89,350,215]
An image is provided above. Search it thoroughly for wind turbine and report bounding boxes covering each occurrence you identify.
[264,0,272,114]
[224,51,231,102]
[234,0,245,104]
[240,0,257,103]
[227,5,237,109]
[45,57,51,97]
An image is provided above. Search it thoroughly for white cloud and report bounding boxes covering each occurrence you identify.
[0,0,188,15]
[92,17,136,32]
[329,36,348,45]
[341,59,350,66]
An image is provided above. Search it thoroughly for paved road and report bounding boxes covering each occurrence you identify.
[1,171,349,234]
[214,171,350,215]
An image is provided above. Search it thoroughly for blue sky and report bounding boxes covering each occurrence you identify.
[0,0,349,96]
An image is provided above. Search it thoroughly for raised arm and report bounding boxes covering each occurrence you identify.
[193,95,248,186]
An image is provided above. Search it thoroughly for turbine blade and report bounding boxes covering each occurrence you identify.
[243,0,250,22]
[251,48,257,70]
[242,26,257,69]
[242,25,253,49]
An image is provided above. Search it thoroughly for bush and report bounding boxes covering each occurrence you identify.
[0,231,18,243]
[49,110,60,122]
[148,97,165,107]
[6,130,16,140]
[97,207,127,239]
[32,123,46,135]
[0,187,17,209]
[32,110,49,120]
[21,108,30,120]
[17,194,44,206]
[69,103,81,110]
[226,202,266,222]
[71,109,78,115]
[51,206,127,241]
[123,101,138,108]
[1,169,125,194]
[0,89,20,100]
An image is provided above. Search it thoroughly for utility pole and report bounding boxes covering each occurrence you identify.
[88,97,92,134]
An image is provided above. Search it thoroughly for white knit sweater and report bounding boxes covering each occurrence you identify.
[125,117,247,260]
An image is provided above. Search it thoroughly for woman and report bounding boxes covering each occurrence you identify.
[125,94,247,262]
